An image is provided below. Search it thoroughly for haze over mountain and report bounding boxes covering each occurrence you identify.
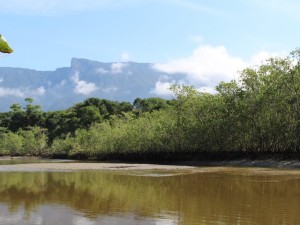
[0,58,185,111]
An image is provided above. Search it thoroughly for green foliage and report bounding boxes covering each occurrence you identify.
[50,134,75,157]
[133,97,169,113]
[0,131,23,155]
[0,34,13,54]
[2,50,300,159]
[18,127,48,156]
[0,127,47,156]
[2,99,45,132]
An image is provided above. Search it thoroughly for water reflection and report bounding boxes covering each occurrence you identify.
[0,203,176,225]
[0,169,300,225]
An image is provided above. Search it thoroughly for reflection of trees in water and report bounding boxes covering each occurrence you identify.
[0,171,300,225]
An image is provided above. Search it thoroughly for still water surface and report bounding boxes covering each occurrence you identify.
[0,163,300,225]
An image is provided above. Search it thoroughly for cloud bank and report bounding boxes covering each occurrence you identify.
[152,45,279,96]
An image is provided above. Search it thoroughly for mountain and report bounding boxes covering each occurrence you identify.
[0,58,184,111]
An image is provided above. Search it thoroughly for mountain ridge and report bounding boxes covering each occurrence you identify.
[0,58,183,111]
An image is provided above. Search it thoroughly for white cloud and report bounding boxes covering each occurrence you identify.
[152,44,281,95]
[71,71,98,95]
[121,52,130,62]
[0,78,46,97]
[96,67,109,74]
[250,51,280,65]
[111,62,127,74]
[153,45,247,85]
[150,81,174,96]
[0,86,46,97]
[0,87,25,97]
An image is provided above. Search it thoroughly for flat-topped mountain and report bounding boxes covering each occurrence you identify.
[0,58,184,111]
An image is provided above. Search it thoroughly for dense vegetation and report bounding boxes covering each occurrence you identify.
[1,50,300,161]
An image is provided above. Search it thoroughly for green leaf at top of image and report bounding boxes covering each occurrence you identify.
[0,34,13,54]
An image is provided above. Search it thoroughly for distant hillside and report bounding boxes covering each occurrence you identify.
[0,58,184,111]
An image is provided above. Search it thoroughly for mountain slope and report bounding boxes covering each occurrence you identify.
[0,58,183,111]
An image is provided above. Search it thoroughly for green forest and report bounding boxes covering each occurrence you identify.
[0,50,300,161]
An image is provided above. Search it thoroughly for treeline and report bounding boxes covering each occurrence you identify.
[1,50,300,161]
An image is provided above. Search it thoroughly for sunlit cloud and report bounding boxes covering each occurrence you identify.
[152,44,281,95]
[153,45,247,85]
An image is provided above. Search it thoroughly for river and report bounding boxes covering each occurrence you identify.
[0,160,299,225]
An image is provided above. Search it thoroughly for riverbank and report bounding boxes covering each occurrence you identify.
[1,156,300,171]
[0,161,195,172]
[180,159,300,169]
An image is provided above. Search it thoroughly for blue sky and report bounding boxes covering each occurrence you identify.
[0,0,299,94]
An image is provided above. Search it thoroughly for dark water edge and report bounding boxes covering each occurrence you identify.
[2,151,300,170]
[46,151,300,169]
[50,150,300,160]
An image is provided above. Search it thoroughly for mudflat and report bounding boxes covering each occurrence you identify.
[1,157,300,174]
[0,160,195,172]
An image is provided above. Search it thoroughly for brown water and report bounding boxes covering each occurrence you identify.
[0,167,300,225]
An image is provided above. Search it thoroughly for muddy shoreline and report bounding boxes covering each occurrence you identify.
[180,159,300,169]
[1,156,300,171]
